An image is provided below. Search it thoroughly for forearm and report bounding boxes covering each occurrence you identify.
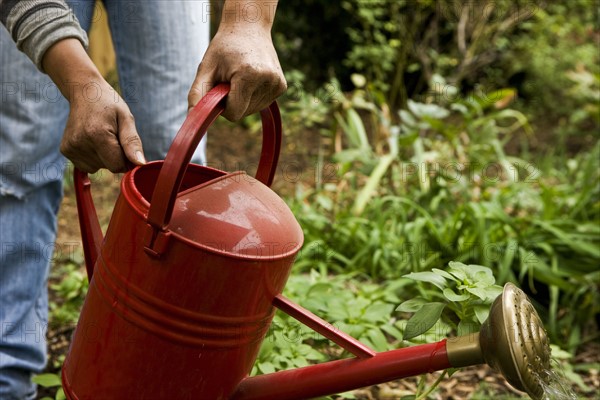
[220,0,278,31]
[42,38,104,102]
[188,0,285,120]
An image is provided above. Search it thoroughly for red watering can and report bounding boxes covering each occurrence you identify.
[63,84,552,399]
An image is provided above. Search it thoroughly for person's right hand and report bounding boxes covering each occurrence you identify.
[61,77,145,173]
[43,38,146,173]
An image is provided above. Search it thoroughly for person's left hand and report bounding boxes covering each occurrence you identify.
[187,23,286,121]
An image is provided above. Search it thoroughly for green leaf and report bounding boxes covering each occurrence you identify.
[56,388,66,400]
[403,272,447,290]
[399,109,418,127]
[483,285,503,301]
[367,328,389,351]
[407,100,450,119]
[403,302,446,340]
[474,304,491,324]
[448,262,495,285]
[32,373,61,388]
[352,154,395,215]
[338,391,357,399]
[258,361,276,374]
[534,220,600,258]
[443,288,470,302]
[306,282,334,297]
[292,356,310,368]
[447,261,469,281]
[363,302,394,323]
[473,270,495,286]
[431,268,457,282]
[396,298,426,313]
[457,319,479,336]
[381,324,404,341]
[465,286,489,301]
[549,345,573,360]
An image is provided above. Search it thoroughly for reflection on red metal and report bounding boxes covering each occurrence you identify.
[63,84,455,400]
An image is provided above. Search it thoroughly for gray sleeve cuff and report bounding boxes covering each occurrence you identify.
[3,1,89,71]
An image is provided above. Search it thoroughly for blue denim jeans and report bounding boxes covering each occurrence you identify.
[0,1,209,398]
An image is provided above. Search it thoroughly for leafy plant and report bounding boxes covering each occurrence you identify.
[288,81,599,352]
[390,262,502,399]
[398,262,503,340]
[49,261,89,327]
[32,373,65,400]
[251,270,408,375]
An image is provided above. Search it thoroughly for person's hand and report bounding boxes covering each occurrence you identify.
[43,38,146,173]
[188,1,286,121]
[61,78,145,173]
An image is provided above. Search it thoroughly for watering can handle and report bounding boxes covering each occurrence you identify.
[147,83,282,232]
[73,168,103,281]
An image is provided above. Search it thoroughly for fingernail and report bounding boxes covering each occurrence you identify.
[135,150,146,164]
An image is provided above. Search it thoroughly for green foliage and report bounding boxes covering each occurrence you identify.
[272,1,355,91]
[279,70,339,135]
[33,373,65,400]
[400,302,445,341]
[276,0,599,142]
[504,2,599,136]
[286,80,599,352]
[399,262,503,339]
[341,0,404,99]
[252,270,408,376]
[49,261,89,327]
[251,264,507,400]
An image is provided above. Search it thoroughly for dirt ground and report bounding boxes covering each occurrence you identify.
[42,121,599,399]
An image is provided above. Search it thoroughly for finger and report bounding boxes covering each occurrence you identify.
[69,153,103,174]
[117,109,145,167]
[245,87,270,116]
[229,73,287,119]
[60,134,103,173]
[72,160,99,174]
[95,129,128,173]
[248,74,286,112]
[222,76,259,121]
[188,62,216,111]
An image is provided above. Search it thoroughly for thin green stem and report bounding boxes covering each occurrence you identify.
[415,374,426,398]
[416,370,448,400]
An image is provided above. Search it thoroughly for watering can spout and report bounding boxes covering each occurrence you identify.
[232,341,452,400]
[73,168,103,281]
[232,283,551,400]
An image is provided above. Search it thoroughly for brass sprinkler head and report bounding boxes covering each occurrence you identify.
[446,283,552,399]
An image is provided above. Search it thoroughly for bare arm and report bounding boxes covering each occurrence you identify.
[43,39,145,173]
[0,0,143,173]
[188,0,286,121]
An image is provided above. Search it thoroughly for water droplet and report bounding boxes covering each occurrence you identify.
[528,359,577,400]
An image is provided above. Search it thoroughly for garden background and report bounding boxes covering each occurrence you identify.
[38,1,599,399]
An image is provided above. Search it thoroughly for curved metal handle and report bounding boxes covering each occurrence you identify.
[73,168,103,282]
[147,83,282,232]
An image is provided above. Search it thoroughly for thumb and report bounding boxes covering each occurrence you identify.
[188,63,215,111]
[117,109,146,166]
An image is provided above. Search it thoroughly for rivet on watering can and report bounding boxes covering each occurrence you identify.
[143,223,171,258]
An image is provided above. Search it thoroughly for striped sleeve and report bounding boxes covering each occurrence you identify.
[0,0,89,71]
